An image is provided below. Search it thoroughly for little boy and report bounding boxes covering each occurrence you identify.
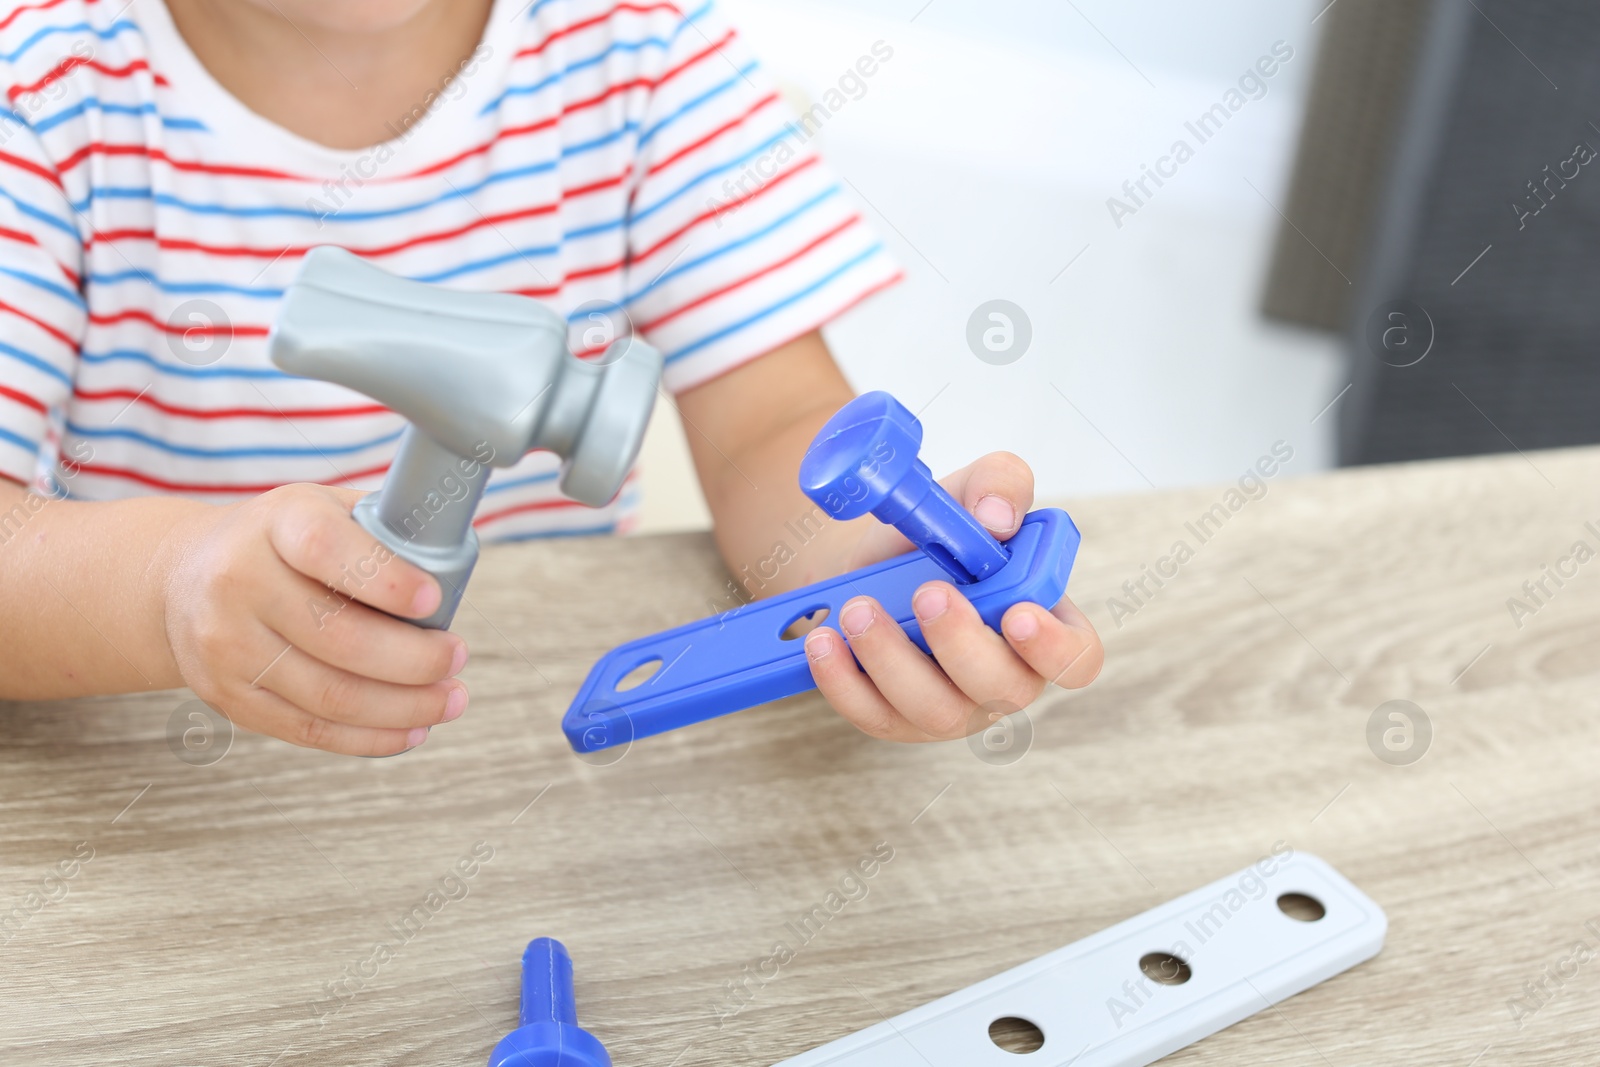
[0,0,1101,755]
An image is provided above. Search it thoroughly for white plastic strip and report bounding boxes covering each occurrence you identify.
[776,851,1385,1066]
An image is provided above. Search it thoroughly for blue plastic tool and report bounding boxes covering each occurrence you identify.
[562,392,1080,753]
[488,938,611,1067]
[799,391,1011,584]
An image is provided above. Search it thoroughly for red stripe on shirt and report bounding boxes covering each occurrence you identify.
[86,165,633,260]
[0,299,76,348]
[56,142,303,180]
[0,0,78,33]
[635,213,862,332]
[9,57,163,100]
[86,308,268,337]
[645,91,778,177]
[72,387,392,421]
[473,491,608,527]
[514,2,684,60]
[633,154,819,262]
[0,148,65,190]
[49,26,737,186]
[653,27,736,91]
[71,459,392,495]
[0,382,47,415]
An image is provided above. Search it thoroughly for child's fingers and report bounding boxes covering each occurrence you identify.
[942,451,1034,540]
[264,568,465,686]
[267,489,443,621]
[911,581,1044,711]
[835,596,975,739]
[252,643,466,730]
[804,627,934,742]
[1000,598,1104,690]
[224,683,427,757]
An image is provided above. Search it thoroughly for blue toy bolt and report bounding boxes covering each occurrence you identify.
[798,391,1011,584]
[488,938,611,1067]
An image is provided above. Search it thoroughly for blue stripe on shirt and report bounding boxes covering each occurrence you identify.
[1,20,140,64]
[1,265,86,308]
[636,61,756,151]
[627,184,840,304]
[0,187,79,241]
[78,348,292,380]
[483,36,677,116]
[484,469,559,495]
[0,424,38,454]
[65,421,405,459]
[665,242,885,362]
[0,340,72,387]
[630,124,791,226]
[33,99,207,135]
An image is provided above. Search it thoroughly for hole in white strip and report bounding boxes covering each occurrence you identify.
[1276,892,1326,922]
[1138,951,1192,986]
[987,1016,1044,1054]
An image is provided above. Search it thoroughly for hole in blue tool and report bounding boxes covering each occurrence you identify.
[778,605,830,641]
[615,657,662,691]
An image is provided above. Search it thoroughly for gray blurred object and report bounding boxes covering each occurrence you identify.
[1261,0,1435,331]
[1267,0,1600,465]
[270,247,661,629]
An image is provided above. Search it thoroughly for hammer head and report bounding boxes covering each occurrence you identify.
[268,247,661,508]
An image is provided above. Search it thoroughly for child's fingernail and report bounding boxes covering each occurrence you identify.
[806,631,835,660]
[913,586,950,621]
[406,727,430,748]
[444,686,468,721]
[412,582,441,617]
[449,641,469,675]
[975,495,1017,533]
[840,601,874,637]
[1003,609,1039,641]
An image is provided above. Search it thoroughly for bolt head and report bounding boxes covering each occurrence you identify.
[488,1023,611,1067]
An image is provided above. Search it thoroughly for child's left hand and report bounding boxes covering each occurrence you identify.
[801,451,1103,742]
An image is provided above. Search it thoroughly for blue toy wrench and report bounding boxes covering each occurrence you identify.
[562,392,1080,752]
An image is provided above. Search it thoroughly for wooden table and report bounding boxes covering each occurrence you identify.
[4,446,1599,1066]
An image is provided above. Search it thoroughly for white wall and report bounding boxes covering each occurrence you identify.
[634,0,1345,532]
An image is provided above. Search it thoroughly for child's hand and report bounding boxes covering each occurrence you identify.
[802,452,1102,742]
[160,485,469,756]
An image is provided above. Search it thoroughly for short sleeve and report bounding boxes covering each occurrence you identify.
[0,92,84,487]
[624,2,901,392]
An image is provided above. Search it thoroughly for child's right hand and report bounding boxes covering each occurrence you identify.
[160,484,469,756]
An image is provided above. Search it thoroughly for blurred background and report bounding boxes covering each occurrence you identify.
[633,0,1600,531]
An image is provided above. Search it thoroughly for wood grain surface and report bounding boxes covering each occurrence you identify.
[3,447,1599,1066]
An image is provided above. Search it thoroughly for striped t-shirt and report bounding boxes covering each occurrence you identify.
[0,0,900,539]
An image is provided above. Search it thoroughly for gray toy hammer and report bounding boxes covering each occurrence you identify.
[268,247,662,629]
